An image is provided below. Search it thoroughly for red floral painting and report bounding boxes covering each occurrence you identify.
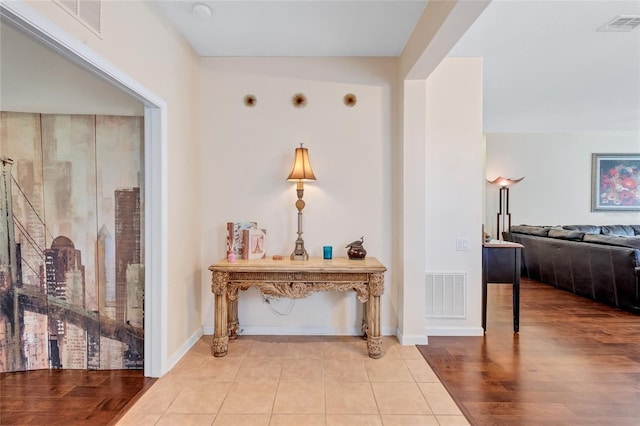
[592,154,640,211]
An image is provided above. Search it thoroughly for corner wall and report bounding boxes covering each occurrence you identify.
[424,57,484,336]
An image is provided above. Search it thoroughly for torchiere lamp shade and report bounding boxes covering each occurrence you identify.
[487,176,524,240]
[487,176,524,187]
[287,145,316,181]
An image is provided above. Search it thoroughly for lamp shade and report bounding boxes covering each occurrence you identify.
[487,176,524,187]
[287,144,316,181]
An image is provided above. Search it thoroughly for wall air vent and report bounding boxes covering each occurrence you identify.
[425,272,466,319]
[597,15,640,32]
[57,0,102,34]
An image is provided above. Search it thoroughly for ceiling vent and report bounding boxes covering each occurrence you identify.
[597,15,640,32]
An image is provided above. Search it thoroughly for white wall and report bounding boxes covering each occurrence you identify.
[424,57,484,336]
[0,21,143,116]
[200,57,397,336]
[486,132,640,236]
[398,79,427,343]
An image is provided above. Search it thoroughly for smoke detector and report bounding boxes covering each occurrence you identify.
[192,3,212,19]
[597,15,640,32]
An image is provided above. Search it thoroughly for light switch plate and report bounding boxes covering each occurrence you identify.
[456,237,469,251]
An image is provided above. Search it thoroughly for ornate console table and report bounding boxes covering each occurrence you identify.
[208,257,387,358]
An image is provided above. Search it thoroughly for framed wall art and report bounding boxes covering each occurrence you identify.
[591,153,640,211]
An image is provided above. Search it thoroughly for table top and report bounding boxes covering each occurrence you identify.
[209,256,386,273]
[483,239,524,248]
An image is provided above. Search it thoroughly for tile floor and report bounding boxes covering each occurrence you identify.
[117,335,469,426]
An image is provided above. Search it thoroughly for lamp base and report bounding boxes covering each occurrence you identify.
[290,239,308,261]
[290,253,309,261]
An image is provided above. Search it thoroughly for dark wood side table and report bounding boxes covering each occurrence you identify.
[482,240,523,333]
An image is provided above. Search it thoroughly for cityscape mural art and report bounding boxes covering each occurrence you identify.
[0,112,144,372]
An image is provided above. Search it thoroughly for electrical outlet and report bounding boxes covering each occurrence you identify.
[456,237,469,251]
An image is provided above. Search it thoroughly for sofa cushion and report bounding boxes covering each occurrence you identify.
[583,234,640,249]
[510,225,549,237]
[562,225,602,235]
[548,229,585,241]
[601,225,635,237]
[631,225,640,236]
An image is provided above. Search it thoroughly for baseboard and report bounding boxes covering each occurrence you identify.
[425,326,484,337]
[396,329,428,345]
[201,325,397,336]
[202,325,481,340]
[165,328,203,374]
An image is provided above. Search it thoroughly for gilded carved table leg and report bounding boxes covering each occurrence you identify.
[228,299,239,340]
[361,301,368,340]
[212,271,229,357]
[227,286,240,340]
[366,272,384,359]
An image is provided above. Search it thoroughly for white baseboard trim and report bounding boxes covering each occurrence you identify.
[165,328,203,375]
[425,326,484,337]
[396,329,428,345]
[202,325,397,336]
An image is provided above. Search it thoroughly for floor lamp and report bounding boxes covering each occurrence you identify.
[487,176,524,240]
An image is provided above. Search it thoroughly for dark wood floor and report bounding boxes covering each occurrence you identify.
[0,369,153,425]
[418,278,640,426]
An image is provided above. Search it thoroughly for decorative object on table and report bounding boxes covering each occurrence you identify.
[243,94,257,107]
[227,221,257,259]
[323,246,333,260]
[292,93,307,108]
[226,236,237,262]
[343,93,357,107]
[272,255,284,260]
[242,228,267,260]
[591,153,640,211]
[346,236,367,259]
[487,176,525,240]
[287,143,317,260]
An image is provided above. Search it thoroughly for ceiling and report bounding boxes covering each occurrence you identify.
[449,0,640,133]
[158,0,640,133]
[156,1,427,57]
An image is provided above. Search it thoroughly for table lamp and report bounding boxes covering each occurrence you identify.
[287,144,316,260]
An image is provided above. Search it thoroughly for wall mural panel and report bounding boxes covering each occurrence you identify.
[0,111,144,372]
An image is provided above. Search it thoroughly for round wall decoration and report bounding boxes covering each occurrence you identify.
[243,94,257,107]
[292,93,307,108]
[344,93,357,107]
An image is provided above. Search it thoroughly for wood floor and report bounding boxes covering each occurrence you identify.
[418,277,640,426]
[0,369,153,425]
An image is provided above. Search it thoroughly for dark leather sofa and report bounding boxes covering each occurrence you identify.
[505,224,640,315]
